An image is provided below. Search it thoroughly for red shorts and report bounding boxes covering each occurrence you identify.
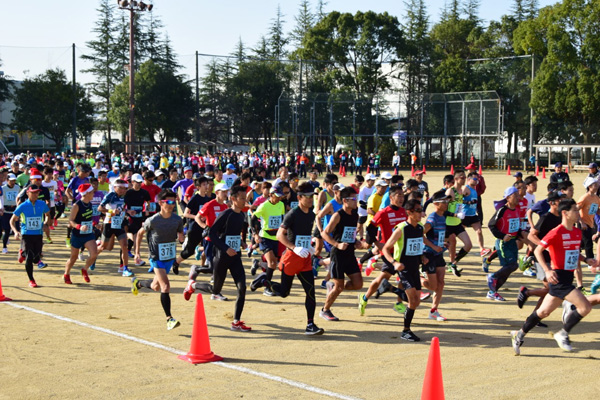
[279,249,311,276]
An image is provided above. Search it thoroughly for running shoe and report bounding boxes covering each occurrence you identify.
[326,280,334,295]
[517,286,528,309]
[493,292,506,302]
[211,293,228,301]
[167,317,180,331]
[365,257,377,276]
[305,323,325,336]
[65,238,71,248]
[536,321,548,328]
[320,280,327,289]
[486,273,497,292]
[481,259,490,273]
[231,321,252,332]
[246,244,253,258]
[131,277,139,295]
[122,266,134,277]
[37,261,47,269]
[393,302,406,315]
[578,286,589,296]
[250,259,260,276]
[250,272,268,292]
[374,278,392,299]
[183,280,195,301]
[419,291,431,301]
[118,264,124,273]
[63,274,72,284]
[522,268,536,277]
[28,280,38,288]
[128,251,134,258]
[49,225,54,230]
[195,246,203,260]
[18,249,25,263]
[78,253,86,262]
[46,238,53,244]
[400,330,420,342]
[510,330,523,356]
[263,288,274,297]
[312,255,321,278]
[358,293,368,316]
[172,263,179,275]
[2,248,7,254]
[486,290,496,300]
[319,309,339,321]
[562,300,574,325]
[429,310,447,321]
[81,269,90,283]
[134,260,146,266]
[591,274,600,295]
[553,330,573,352]
[447,263,462,277]
[480,248,491,257]
[356,257,363,272]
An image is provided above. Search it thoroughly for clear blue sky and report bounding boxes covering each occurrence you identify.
[0,0,556,84]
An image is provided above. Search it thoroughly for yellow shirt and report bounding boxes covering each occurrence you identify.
[367,192,383,225]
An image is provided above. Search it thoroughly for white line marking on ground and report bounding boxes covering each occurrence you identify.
[3,301,361,400]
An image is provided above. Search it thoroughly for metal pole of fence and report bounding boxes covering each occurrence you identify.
[72,43,77,153]
[329,103,333,154]
[479,99,483,165]
[443,101,447,168]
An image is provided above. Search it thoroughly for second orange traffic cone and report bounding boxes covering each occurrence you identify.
[178,293,223,364]
[0,277,11,302]
[411,165,415,177]
[478,165,482,175]
[507,165,511,176]
[450,165,454,175]
[421,336,445,400]
[542,167,546,179]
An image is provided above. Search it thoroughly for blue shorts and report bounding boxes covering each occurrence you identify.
[324,241,332,253]
[71,234,95,250]
[149,258,175,274]
[259,238,279,256]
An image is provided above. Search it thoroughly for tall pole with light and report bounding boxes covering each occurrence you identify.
[117,0,153,154]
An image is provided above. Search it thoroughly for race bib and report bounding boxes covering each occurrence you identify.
[5,192,17,205]
[158,242,177,261]
[80,221,93,233]
[225,178,235,187]
[437,231,446,248]
[295,235,311,248]
[406,237,424,256]
[131,206,143,218]
[225,235,241,252]
[508,218,520,233]
[564,250,579,270]
[92,205,100,217]
[26,216,42,232]
[521,221,529,230]
[267,215,282,230]
[148,202,157,213]
[50,191,55,202]
[290,201,299,209]
[589,203,599,215]
[111,215,124,229]
[341,226,356,243]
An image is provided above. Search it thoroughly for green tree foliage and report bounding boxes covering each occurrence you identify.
[12,69,94,151]
[0,59,14,130]
[514,0,600,161]
[109,61,194,142]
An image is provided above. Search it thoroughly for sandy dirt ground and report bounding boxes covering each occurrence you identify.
[1,169,599,400]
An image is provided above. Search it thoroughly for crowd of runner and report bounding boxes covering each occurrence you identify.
[3,149,600,353]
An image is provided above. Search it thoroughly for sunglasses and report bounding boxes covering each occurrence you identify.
[410,208,423,213]
[344,197,357,201]
[283,191,291,195]
[161,200,176,205]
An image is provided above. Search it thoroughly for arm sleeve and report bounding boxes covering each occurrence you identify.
[488,207,507,239]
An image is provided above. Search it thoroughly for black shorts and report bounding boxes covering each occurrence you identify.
[49,207,56,220]
[446,224,465,237]
[422,253,446,274]
[365,223,378,245]
[102,225,127,242]
[330,251,360,279]
[462,215,480,228]
[380,256,397,275]
[548,270,576,299]
[358,215,367,224]
[312,225,321,239]
[399,265,422,291]
[128,218,143,235]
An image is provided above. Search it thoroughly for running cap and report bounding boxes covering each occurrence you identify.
[375,179,389,187]
[465,163,477,170]
[381,172,393,180]
[513,172,523,178]
[583,176,598,189]
[226,163,236,170]
[554,162,562,168]
[7,173,17,180]
[270,186,284,197]
[155,170,165,176]
[431,191,451,203]
[183,166,192,172]
[27,184,41,193]
[215,183,229,192]
[365,173,376,181]
[589,163,598,169]
[131,173,143,183]
[333,183,345,191]
[503,186,519,198]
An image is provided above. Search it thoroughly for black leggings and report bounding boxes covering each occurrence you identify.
[271,270,316,322]
[23,235,43,281]
[213,253,246,321]
[581,226,595,259]
[1,213,12,247]
[495,262,519,291]
[180,225,204,260]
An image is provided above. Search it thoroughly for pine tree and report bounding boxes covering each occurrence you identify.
[269,5,288,60]
[291,0,315,48]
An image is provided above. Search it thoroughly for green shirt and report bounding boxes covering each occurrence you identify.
[16,173,30,188]
[254,199,285,240]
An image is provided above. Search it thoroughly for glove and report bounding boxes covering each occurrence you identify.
[456,212,465,220]
[307,246,316,255]
[293,247,310,258]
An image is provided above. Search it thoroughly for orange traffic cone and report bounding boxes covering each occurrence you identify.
[411,165,415,177]
[535,165,539,177]
[338,166,342,175]
[367,166,370,174]
[0,277,12,302]
[342,166,346,177]
[478,165,482,175]
[542,167,546,179]
[421,336,445,400]
[507,165,511,176]
[423,165,427,175]
[178,294,223,364]
[450,165,454,175]
[565,165,569,174]
[394,167,398,175]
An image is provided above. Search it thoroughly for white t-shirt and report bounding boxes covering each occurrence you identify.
[42,180,58,207]
[223,173,238,188]
[358,185,376,217]
[524,192,536,209]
